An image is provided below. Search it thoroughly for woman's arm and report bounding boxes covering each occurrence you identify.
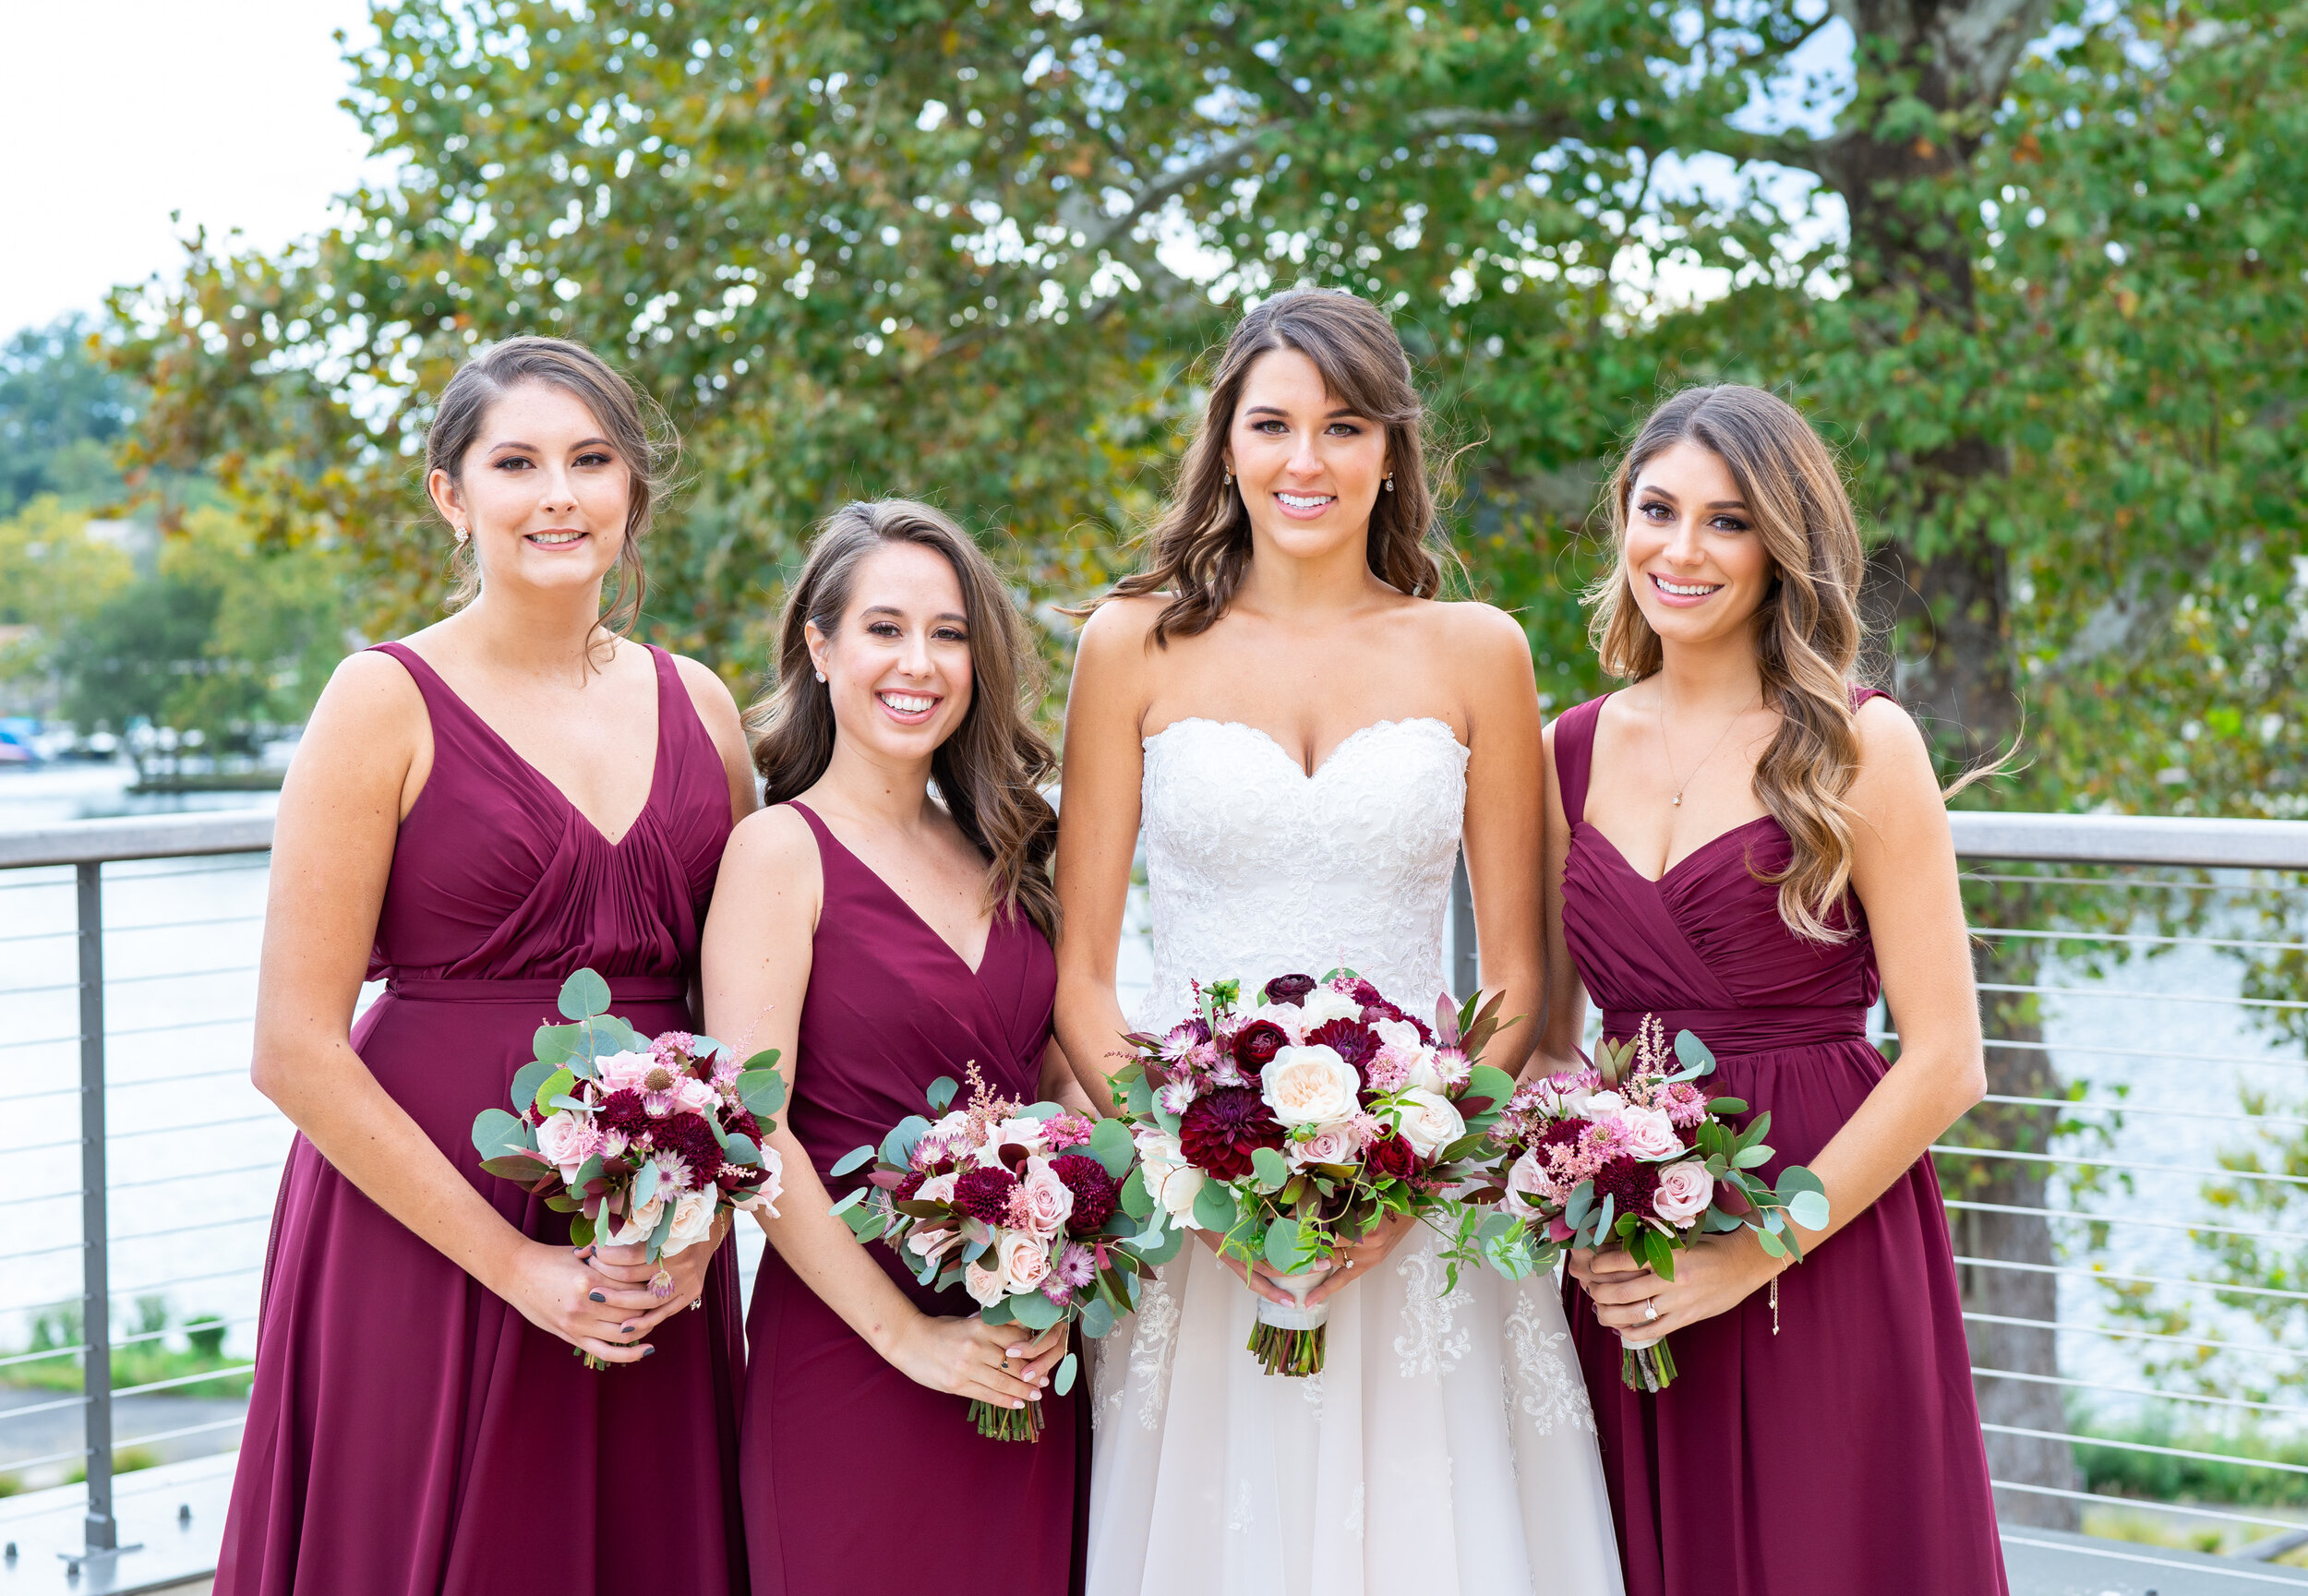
[249,654,667,1364]
[1576,698,1988,1336]
[1052,601,1154,1111]
[1451,605,1548,1079]
[702,808,1060,1408]
[1533,717,1590,1071]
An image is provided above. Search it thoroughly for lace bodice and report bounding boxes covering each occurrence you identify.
[1134,717,1470,1031]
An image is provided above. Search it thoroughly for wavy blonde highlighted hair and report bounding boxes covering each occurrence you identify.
[1589,385,1871,942]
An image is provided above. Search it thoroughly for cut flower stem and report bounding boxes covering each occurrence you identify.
[1249,1322,1326,1377]
[970,1397,1047,1442]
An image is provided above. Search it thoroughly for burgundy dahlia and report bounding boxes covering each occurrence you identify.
[653,1110,727,1182]
[719,1104,763,1144]
[1232,1019,1289,1072]
[1303,1018,1382,1075]
[1364,1130,1420,1181]
[1261,973,1317,1007]
[1177,1086,1287,1181]
[1050,1154,1120,1236]
[894,1170,927,1205]
[597,1088,652,1138]
[952,1165,1019,1224]
[1591,1156,1663,1218]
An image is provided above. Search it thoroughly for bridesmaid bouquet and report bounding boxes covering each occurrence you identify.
[1110,971,1518,1377]
[829,1064,1162,1441]
[1480,1016,1830,1392]
[470,968,787,1366]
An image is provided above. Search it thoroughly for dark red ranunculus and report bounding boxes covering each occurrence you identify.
[952,1165,1019,1224]
[1177,1086,1287,1181]
[1261,974,1317,1007]
[597,1089,652,1138]
[1591,1156,1662,1219]
[1050,1153,1120,1236]
[1364,1130,1420,1180]
[1347,978,1387,1008]
[1232,1019,1289,1071]
[1360,998,1436,1046]
[1303,1018,1382,1076]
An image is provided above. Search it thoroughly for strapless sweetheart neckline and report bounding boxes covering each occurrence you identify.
[1142,714,1462,780]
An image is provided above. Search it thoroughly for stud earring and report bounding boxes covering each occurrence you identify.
[1382,474,1394,494]
[813,668,826,683]
[454,523,470,543]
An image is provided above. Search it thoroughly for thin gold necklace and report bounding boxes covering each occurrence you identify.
[1657,687,1757,809]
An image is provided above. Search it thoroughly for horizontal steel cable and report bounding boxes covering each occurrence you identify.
[0,962,258,997]
[113,1158,284,1193]
[112,1111,284,1142]
[1961,870,2306,894]
[1997,1533,2308,1588]
[0,1209,280,1266]
[1952,1254,2308,1305]
[1964,1310,2307,1360]
[1930,1142,2308,1187]
[1973,924,2308,954]
[1974,1093,2308,1130]
[111,1414,248,1452]
[0,1391,90,1423]
[106,911,267,936]
[112,1362,257,1399]
[1972,1363,2308,1419]
[1945,1197,2305,1246]
[1987,1478,2304,1535]
[1977,980,2308,1013]
[1982,1422,2308,1476]
[0,1062,270,1104]
[110,1262,266,1295]
[1891,1031,2308,1070]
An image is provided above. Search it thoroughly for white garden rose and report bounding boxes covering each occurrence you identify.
[1261,1045,1363,1129]
[1402,1048,1448,1092]
[601,1192,665,1248]
[1134,1127,1208,1227]
[1295,986,1364,1029]
[1371,1017,1424,1053]
[666,1190,717,1252]
[1390,1086,1467,1159]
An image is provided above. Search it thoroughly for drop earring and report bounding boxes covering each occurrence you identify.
[1223,469,1234,487]
[1382,474,1394,493]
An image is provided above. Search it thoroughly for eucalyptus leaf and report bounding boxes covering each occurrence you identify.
[829,1144,876,1178]
[1010,1290,1064,1331]
[737,1069,787,1119]
[532,1024,579,1065]
[1053,1351,1079,1395]
[1263,1216,1303,1273]
[558,967,611,1021]
[723,1134,762,1168]
[570,1153,604,1193]
[1130,1222,1186,1266]
[632,1158,661,1210]
[1191,1180,1237,1234]
[1250,1146,1291,1192]
[1118,1166,1153,1218]
[1078,1299,1117,1339]
[880,1114,932,1170]
[827,1188,867,1218]
[510,1059,559,1111]
[1786,1190,1831,1230]
[1672,1029,1714,1074]
[741,1048,781,1074]
[980,1295,1017,1326]
[1088,1117,1136,1179]
[924,1074,959,1112]
[646,1195,678,1259]
[470,1108,529,1159]
[1734,1146,1774,1170]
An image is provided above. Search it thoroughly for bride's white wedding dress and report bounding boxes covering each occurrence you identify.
[1087,717,1624,1595]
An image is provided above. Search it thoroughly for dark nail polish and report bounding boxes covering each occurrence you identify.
[589,1291,606,1302]
[643,1345,657,1358]
[620,1324,635,1335]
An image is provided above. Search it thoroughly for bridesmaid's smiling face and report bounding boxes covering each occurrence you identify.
[1621,440,1774,649]
[805,542,976,763]
[1222,349,1389,567]
[428,380,632,599]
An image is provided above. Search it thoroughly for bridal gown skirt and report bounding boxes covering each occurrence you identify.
[1087,1230,1624,1595]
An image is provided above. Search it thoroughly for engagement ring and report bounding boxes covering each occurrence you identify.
[1642,1301,1659,1323]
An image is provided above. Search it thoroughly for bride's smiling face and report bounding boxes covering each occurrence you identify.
[1621,439,1774,648]
[806,541,975,764]
[1223,349,1389,565]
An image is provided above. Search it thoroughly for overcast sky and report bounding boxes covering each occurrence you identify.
[0,0,376,338]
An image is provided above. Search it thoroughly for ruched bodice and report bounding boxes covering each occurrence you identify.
[367,640,730,986]
[1134,717,1469,1030]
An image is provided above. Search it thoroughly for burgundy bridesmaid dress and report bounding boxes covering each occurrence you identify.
[216,641,747,1596]
[1553,691,2006,1596]
[740,801,1085,1595]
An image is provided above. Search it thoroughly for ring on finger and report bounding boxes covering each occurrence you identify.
[1642,1300,1659,1324]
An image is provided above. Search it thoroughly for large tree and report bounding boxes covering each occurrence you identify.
[117,0,2308,1519]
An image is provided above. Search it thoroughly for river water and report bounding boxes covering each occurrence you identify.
[0,762,2298,1482]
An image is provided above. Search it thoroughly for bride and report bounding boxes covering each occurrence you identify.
[1054,287,1623,1595]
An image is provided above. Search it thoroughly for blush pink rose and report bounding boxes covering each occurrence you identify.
[673,1076,720,1115]
[1287,1126,1359,1170]
[1653,1160,1714,1228]
[535,1110,600,1177]
[1010,1160,1076,1237]
[1619,1106,1685,1161]
[1503,1148,1556,1217]
[596,1050,657,1095]
[994,1230,1052,1294]
[964,1256,1007,1306]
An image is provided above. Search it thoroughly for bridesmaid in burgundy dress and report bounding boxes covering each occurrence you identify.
[218,337,758,1595]
[1540,386,2007,1594]
[703,499,1088,1596]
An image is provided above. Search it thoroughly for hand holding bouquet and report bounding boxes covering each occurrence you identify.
[471,969,787,1366]
[1111,971,1518,1376]
[830,1064,1160,1440]
[1483,1016,1830,1391]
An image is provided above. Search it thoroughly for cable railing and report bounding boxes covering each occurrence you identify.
[5,808,2308,1587]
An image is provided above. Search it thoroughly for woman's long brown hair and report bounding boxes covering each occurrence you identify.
[1588,385,1874,942]
[1098,287,1457,642]
[746,499,1060,942]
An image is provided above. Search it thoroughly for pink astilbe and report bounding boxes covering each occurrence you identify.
[960,1061,1027,1150]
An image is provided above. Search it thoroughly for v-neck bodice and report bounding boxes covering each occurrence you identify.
[782,801,1056,1248]
[365,639,733,986]
[1554,690,1881,1052]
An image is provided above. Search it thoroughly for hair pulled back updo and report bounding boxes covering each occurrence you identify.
[423,334,678,639]
[746,499,1060,942]
[1100,287,1456,642]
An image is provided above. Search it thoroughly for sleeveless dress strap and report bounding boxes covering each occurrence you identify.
[1851,683,1893,713]
[1554,694,1611,827]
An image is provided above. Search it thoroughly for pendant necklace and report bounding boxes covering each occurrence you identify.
[1657,687,1757,809]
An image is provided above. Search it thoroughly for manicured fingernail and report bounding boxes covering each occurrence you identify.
[620,1324,635,1335]
[643,1346,657,1358]
[589,1291,606,1302]
[1012,1399,1024,1409]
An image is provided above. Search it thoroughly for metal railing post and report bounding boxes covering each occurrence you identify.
[76,859,116,1555]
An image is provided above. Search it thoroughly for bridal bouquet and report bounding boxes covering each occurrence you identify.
[1110,971,1518,1377]
[470,968,787,1366]
[830,1064,1161,1441]
[1482,1016,1830,1392]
